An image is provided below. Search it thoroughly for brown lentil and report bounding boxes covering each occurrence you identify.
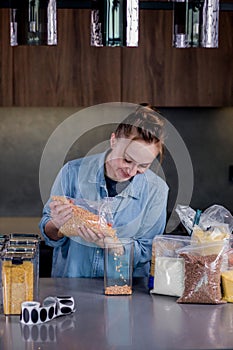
[177,253,225,304]
[105,284,132,295]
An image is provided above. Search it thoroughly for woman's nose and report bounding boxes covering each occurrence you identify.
[127,163,138,176]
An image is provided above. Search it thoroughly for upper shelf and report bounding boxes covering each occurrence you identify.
[0,1,232,11]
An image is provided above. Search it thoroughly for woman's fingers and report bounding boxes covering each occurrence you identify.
[49,200,73,229]
[77,225,105,244]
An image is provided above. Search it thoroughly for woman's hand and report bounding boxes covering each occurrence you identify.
[77,227,123,255]
[49,199,73,229]
[49,199,121,251]
[76,225,105,246]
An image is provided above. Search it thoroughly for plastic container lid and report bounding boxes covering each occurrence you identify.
[1,251,36,262]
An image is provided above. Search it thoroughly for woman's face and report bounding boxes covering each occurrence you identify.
[105,133,161,182]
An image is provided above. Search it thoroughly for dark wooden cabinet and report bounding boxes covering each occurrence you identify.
[0,8,232,107]
[122,9,233,106]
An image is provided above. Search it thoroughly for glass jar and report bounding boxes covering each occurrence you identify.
[104,238,134,295]
[1,249,39,315]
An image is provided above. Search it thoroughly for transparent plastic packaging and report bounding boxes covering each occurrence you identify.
[104,238,134,295]
[177,242,227,304]
[191,225,230,252]
[52,196,117,240]
[2,250,39,315]
[175,204,233,235]
[175,205,196,235]
[1,233,40,315]
[149,235,191,297]
[200,205,233,233]
[221,269,233,302]
[220,246,233,302]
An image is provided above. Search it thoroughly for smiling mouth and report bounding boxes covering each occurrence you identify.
[119,169,130,179]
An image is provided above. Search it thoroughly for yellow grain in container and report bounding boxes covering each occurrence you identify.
[2,251,37,315]
[221,270,233,302]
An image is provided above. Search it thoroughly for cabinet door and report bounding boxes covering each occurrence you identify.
[122,9,233,106]
[0,9,13,105]
[6,9,122,106]
[0,8,232,107]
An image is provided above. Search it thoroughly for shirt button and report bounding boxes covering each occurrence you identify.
[96,250,100,254]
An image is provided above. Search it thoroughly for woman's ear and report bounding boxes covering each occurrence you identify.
[110,133,117,148]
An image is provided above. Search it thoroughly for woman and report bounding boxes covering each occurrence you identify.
[39,106,169,277]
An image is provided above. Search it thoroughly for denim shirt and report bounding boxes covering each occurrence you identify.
[39,152,169,277]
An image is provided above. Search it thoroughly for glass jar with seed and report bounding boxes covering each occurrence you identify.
[104,238,134,295]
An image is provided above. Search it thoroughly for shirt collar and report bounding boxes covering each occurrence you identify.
[118,175,144,199]
[87,151,108,185]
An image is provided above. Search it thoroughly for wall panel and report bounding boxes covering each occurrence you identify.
[0,107,232,224]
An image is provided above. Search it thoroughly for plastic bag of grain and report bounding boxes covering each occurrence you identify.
[149,235,191,297]
[221,246,233,302]
[177,242,228,304]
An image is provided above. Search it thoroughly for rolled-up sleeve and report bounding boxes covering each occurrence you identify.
[39,163,71,248]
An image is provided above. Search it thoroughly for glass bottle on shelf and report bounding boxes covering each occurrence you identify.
[173,0,190,48]
[188,0,204,47]
[10,0,57,46]
[173,0,205,48]
[90,0,139,47]
[105,0,124,46]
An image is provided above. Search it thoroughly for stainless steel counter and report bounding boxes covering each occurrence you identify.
[1,277,233,350]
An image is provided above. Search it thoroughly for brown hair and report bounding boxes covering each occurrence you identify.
[114,106,166,162]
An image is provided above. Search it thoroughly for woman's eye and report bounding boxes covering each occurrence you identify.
[124,158,132,164]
